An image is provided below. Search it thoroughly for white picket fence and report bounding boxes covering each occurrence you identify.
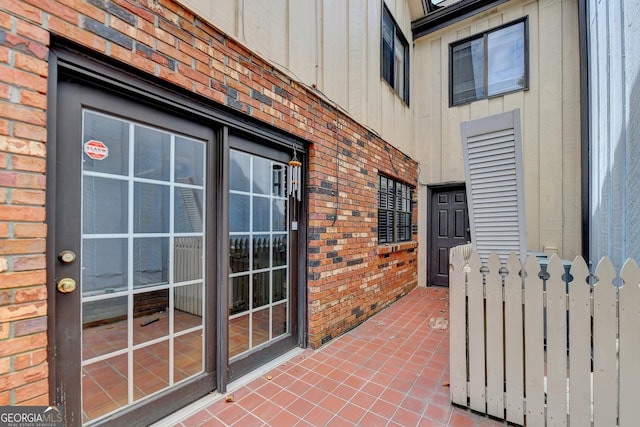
[449,249,640,426]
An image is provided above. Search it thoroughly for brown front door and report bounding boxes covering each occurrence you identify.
[428,185,470,286]
[51,80,216,426]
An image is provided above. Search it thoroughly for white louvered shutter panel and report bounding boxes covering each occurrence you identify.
[460,109,526,262]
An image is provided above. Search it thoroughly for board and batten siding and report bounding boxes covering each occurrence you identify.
[174,0,416,153]
[413,0,582,261]
[588,0,640,269]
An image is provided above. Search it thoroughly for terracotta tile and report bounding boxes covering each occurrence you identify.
[379,387,405,406]
[229,413,261,427]
[269,370,296,388]
[326,366,349,382]
[344,374,367,390]
[255,380,282,399]
[370,371,394,387]
[285,397,315,418]
[287,379,313,396]
[301,385,327,403]
[269,409,300,426]
[206,398,232,415]
[161,288,505,427]
[332,383,358,401]
[370,397,397,419]
[350,391,376,410]
[271,389,298,407]
[424,402,453,424]
[215,402,248,426]
[447,410,478,427]
[360,381,385,398]
[324,415,354,427]
[315,376,340,393]
[409,384,435,401]
[352,366,376,380]
[415,373,439,389]
[318,393,347,413]
[359,411,389,427]
[285,364,308,378]
[401,395,429,415]
[251,400,281,423]
[388,376,413,393]
[299,369,324,385]
[337,402,366,424]
[392,407,422,426]
[302,406,333,426]
[313,361,334,376]
[380,364,402,378]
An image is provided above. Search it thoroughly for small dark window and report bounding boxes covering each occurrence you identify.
[382,6,410,104]
[378,175,412,244]
[450,19,528,106]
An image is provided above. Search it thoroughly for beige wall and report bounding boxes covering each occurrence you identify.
[414,0,582,278]
[176,0,582,286]
[176,0,419,152]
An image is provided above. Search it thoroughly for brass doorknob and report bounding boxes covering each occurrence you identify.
[58,250,77,264]
[57,278,77,293]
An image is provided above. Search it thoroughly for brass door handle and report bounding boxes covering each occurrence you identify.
[57,278,77,293]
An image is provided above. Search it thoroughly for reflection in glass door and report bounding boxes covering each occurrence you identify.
[229,150,289,360]
[80,111,206,424]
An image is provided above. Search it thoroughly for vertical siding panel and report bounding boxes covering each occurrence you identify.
[524,254,545,425]
[289,0,319,84]
[486,9,503,122]
[444,27,471,182]
[366,2,381,131]
[467,252,486,412]
[485,253,504,418]
[608,0,625,264]
[178,0,237,37]
[538,0,564,255]
[348,0,366,121]
[560,0,582,258]
[545,255,568,426]
[568,257,592,427]
[522,0,541,253]
[432,38,444,181]
[619,259,640,427]
[242,0,287,65]
[322,0,349,108]
[592,0,611,262]
[504,253,524,425]
[624,0,640,264]
[592,258,617,426]
[449,248,468,406]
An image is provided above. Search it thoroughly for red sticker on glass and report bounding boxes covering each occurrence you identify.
[84,140,109,160]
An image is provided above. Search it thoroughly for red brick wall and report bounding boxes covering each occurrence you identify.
[306,113,418,347]
[0,0,418,402]
[0,0,50,406]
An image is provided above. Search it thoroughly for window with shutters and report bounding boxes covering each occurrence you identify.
[378,175,413,244]
[450,19,528,106]
[381,5,410,104]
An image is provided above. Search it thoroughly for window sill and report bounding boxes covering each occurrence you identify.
[377,241,418,255]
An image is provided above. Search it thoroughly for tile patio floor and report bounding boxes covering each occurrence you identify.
[160,287,506,426]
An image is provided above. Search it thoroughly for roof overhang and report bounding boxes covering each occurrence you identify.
[412,0,510,39]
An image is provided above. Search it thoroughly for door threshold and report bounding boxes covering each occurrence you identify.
[151,347,305,426]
